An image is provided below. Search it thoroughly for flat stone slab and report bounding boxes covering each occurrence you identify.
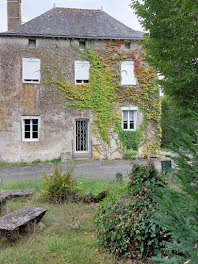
[0,206,47,231]
[0,189,35,202]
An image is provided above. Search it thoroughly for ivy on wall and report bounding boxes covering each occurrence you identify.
[44,41,161,158]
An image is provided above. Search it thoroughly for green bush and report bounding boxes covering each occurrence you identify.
[95,163,166,260]
[123,150,138,160]
[41,167,80,203]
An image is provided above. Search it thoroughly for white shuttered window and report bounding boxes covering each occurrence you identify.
[75,61,90,84]
[22,58,41,83]
[121,61,136,85]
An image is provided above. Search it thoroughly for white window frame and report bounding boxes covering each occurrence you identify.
[22,58,41,84]
[121,61,136,86]
[121,107,138,131]
[21,116,41,142]
[75,60,90,85]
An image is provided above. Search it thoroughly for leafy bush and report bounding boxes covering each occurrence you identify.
[95,163,166,260]
[123,150,138,160]
[116,125,141,151]
[41,167,80,203]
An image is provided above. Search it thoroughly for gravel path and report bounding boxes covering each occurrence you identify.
[0,159,162,183]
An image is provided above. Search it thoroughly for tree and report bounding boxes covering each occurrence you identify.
[131,0,198,112]
[131,1,198,263]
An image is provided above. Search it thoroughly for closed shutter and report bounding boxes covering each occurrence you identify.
[121,61,136,85]
[75,61,90,82]
[23,58,40,83]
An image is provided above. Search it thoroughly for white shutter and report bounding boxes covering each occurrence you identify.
[121,61,136,85]
[23,58,40,83]
[75,61,90,82]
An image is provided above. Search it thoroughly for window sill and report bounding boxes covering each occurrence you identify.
[22,139,40,142]
[23,82,40,84]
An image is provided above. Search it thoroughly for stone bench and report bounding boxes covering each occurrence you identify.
[0,189,35,202]
[0,206,47,237]
[0,189,35,214]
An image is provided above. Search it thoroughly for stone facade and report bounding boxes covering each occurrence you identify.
[0,36,147,162]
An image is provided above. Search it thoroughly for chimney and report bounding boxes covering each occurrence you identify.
[7,0,22,30]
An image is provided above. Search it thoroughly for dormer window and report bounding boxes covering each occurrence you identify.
[79,41,86,50]
[28,38,36,47]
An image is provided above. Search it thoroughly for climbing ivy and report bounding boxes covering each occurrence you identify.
[44,41,161,158]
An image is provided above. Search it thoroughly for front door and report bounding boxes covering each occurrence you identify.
[75,120,89,153]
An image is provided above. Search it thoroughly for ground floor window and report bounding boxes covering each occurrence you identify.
[21,116,40,142]
[121,107,138,131]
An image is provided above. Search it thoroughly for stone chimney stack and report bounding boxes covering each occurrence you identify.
[7,0,22,30]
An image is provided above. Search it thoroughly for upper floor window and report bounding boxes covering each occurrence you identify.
[22,58,40,84]
[79,41,86,50]
[21,116,40,142]
[121,107,138,131]
[28,38,36,47]
[121,61,136,85]
[75,61,90,84]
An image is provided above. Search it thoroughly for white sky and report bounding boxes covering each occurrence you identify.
[0,0,143,32]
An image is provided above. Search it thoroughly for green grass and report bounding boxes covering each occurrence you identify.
[0,178,129,264]
[3,177,124,194]
[0,158,61,168]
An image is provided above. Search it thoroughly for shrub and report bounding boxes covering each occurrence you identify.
[95,163,166,260]
[123,150,138,160]
[41,167,80,203]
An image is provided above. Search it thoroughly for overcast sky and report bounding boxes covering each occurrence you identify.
[0,0,143,32]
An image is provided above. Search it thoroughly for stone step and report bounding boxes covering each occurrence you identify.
[73,153,92,160]
[0,206,47,233]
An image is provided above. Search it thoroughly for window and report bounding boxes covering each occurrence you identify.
[22,58,40,83]
[21,116,40,142]
[121,61,136,85]
[124,43,130,49]
[121,107,138,131]
[75,61,90,84]
[28,38,36,47]
[79,41,86,50]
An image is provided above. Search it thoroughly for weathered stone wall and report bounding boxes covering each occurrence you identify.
[0,36,143,162]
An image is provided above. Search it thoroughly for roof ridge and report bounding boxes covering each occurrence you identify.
[55,7,101,12]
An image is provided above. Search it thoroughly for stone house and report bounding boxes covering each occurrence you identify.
[0,0,161,162]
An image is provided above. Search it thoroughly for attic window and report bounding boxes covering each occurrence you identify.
[79,41,86,50]
[124,43,131,49]
[28,38,36,47]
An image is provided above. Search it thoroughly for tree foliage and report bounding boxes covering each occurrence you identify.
[153,117,198,264]
[131,0,198,112]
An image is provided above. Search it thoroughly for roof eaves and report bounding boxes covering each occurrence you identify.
[0,32,144,40]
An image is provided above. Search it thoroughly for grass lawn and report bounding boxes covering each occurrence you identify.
[0,178,131,264]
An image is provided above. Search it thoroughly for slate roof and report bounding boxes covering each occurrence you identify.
[0,8,143,40]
